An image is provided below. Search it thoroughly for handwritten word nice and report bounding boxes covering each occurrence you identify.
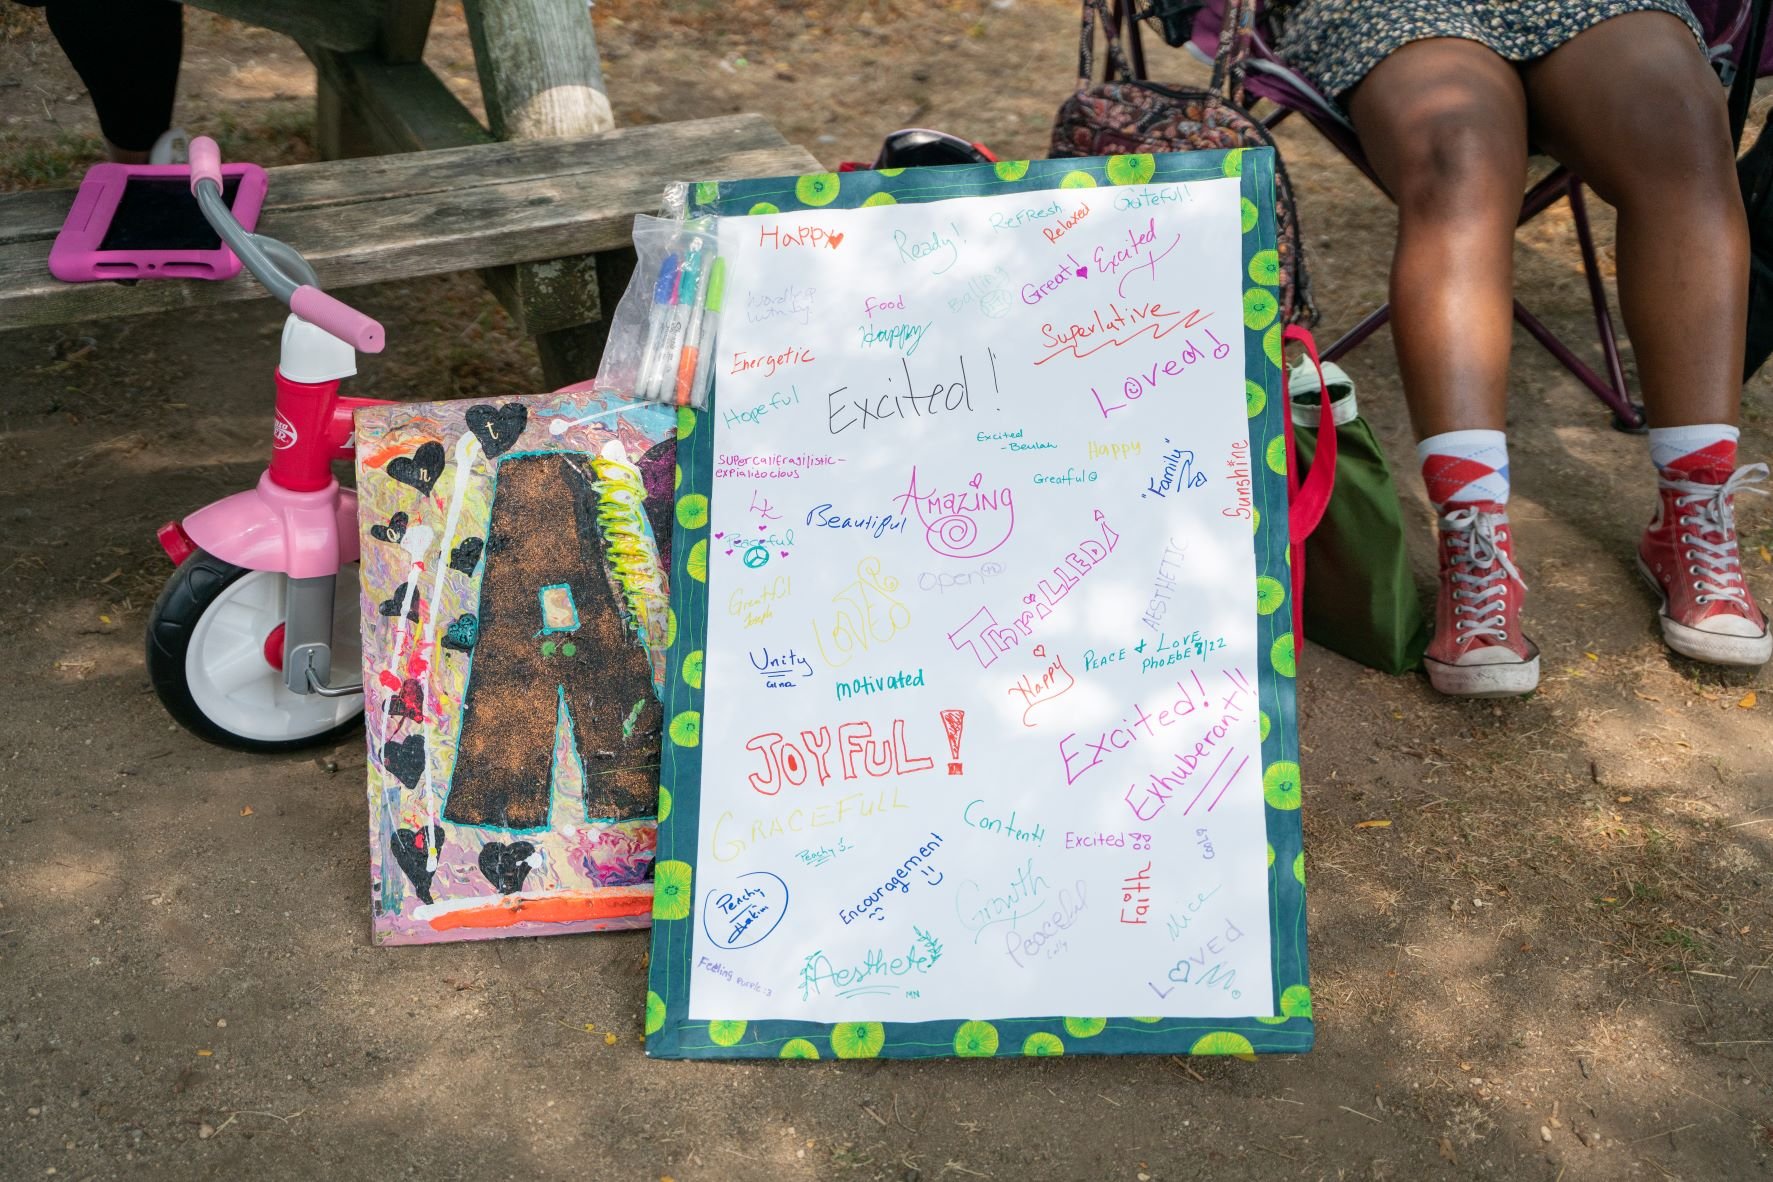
[826,350,999,435]
[1039,302,1196,367]
[743,718,939,794]
[1090,328,1229,415]
[730,345,815,379]
[758,223,844,250]
[1059,668,1228,785]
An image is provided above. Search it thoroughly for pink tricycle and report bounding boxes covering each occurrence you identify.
[148,137,389,750]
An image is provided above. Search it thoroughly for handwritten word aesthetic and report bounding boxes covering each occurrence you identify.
[838,833,946,924]
[744,719,937,794]
[799,927,944,1000]
[1141,537,1188,633]
[946,510,1121,669]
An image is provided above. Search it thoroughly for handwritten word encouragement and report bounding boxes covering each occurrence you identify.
[838,833,947,924]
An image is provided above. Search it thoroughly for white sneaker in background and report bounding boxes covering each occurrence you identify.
[150,128,191,165]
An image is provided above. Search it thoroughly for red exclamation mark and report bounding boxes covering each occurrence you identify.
[940,709,965,775]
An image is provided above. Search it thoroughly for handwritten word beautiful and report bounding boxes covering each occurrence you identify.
[964,798,1046,845]
[947,510,1121,669]
[826,351,997,435]
[805,503,909,540]
[1089,329,1229,416]
[1123,668,1256,822]
[893,466,1016,560]
[834,667,925,702]
[798,928,944,1000]
[744,719,936,794]
[812,557,912,668]
[838,832,946,924]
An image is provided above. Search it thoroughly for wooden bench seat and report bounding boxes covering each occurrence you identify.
[0,113,817,337]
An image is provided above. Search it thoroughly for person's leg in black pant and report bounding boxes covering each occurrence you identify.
[39,0,183,162]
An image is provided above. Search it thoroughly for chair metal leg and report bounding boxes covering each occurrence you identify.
[1325,302,1392,363]
[1512,301,1646,432]
[1565,179,1644,432]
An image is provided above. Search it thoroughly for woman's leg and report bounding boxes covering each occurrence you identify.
[44,0,183,164]
[1347,39,1531,438]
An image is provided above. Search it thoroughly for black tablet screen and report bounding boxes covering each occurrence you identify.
[98,175,242,252]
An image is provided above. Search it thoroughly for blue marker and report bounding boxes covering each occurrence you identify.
[635,253,680,399]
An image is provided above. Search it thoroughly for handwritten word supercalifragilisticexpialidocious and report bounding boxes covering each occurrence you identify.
[743,719,938,795]
[946,510,1121,669]
[826,351,999,435]
[715,452,842,481]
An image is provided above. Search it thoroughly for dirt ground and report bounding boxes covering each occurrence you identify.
[2,3,1771,1180]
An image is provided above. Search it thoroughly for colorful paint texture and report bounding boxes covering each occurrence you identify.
[356,390,676,944]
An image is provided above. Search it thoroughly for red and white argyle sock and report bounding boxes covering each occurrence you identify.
[1416,429,1511,512]
[1649,423,1738,484]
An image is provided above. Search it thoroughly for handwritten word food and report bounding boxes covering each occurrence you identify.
[812,557,912,668]
[1140,537,1189,633]
[1120,862,1153,925]
[963,798,1047,845]
[743,719,937,794]
[1003,880,1087,968]
[863,294,906,318]
[826,352,998,435]
[838,832,946,924]
[1122,668,1256,822]
[805,503,910,540]
[798,927,944,1000]
[834,667,926,702]
[946,510,1121,669]
[893,467,1016,560]
[750,647,814,688]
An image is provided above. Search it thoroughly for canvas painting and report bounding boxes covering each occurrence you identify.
[355,388,676,944]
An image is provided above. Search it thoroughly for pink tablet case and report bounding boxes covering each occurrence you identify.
[48,161,268,283]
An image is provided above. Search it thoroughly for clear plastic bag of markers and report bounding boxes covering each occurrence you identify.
[596,203,722,411]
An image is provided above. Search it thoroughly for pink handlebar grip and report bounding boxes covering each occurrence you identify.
[291,286,385,354]
[188,136,223,194]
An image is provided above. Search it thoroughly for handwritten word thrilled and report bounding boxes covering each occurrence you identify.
[826,351,997,435]
[964,798,1046,845]
[946,510,1121,669]
[838,832,946,924]
[834,667,925,702]
[744,719,936,794]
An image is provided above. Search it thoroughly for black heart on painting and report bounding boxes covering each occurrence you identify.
[383,734,427,790]
[385,677,424,721]
[387,441,446,495]
[378,583,421,621]
[369,511,409,544]
[478,841,536,894]
[466,404,528,459]
[389,825,443,905]
[449,537,484,575]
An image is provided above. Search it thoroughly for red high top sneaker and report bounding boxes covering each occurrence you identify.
[1637,462,1770,666]
[1425,502,1540,697]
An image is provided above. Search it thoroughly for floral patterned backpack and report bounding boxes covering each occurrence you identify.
[1051,0,1317,325]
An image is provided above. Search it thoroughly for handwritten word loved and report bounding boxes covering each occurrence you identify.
[1224,441,1252,520]
[731,346,815,380]
[964,799,1046,845]
[722,385,802,429]
[760,223,844,250]
[838,832,946,924]
[1158,917,1248,1002]
[1090,329,1229,417]
[799,928,944,1000]
[835,667,925,703]
[1004,880,1088,969]
[745,283,816,325]
[827,351,997,435]
[750,646,814,688]
[1141,537,1188,633]
[745,719,936,795]
[947,510,1121,669]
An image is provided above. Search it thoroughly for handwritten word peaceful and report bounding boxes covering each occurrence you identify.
[1004,880,1087,969]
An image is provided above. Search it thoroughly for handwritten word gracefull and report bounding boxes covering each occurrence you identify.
[1038,301,1187,366]
[838,832,946,924]
[805,503,909,540]
[834,667,925,702]
[963,798,1046,844]
[893,467,1016,561]
[744,719,937,794]
[798,927,944,1000]
[731,345,815,379]
[710,787,911,862]
[1059,668,1222,785]
[946,510,1121,669]
[760,223,844,250]
[1089,329,1228,416]
[1123,667,1256,822]
[1140,629,1227,675]
[826,351,999,435]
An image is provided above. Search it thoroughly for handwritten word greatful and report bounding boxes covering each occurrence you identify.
[946,510,1121,669]
[744,719,936,794]
[826,351,998,435]
[838,832,946,924]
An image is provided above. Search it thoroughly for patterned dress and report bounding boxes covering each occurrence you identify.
[1273,0,1708,106]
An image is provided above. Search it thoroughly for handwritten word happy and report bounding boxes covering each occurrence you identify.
[759,223,844,250]
[858,320,932,356]
[1003,880,1087,969]
[1088,440,1143,461]
[1007,651,1075,727]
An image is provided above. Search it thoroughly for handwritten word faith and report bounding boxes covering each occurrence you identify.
[1120,861,1153,925]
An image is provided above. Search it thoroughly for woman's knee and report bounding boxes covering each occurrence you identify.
[1379,109,1525,225]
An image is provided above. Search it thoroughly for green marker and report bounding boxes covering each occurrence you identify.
[685,255,726,409]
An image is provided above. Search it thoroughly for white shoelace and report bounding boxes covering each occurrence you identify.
[1668,462,1769,610]
[1440,506,1526,645]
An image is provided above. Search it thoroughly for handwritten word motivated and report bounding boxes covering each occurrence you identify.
[917,561,1005,594]
[1120,861,1153,925]
[1088,440,1143,461]
[947,510,1121,669]
[702,870,789,950]
[963,798,1046,845]
[826,351,997,435]
[834,667,925,703]
[1062,830,1152,850]
[1141,537,1188,633]
[760,223,843,250]
[893,467,1016,560]
[805,503,909,540]
[714,452,841,480]
[729,575,791,628]
[893,224,961,274]
[1123,668,1256,822]
[744,720,936,794]
[697,956,773,997]
[1089,329,1229,416]
[749,646,814,688]
[839,832,946,924]
[1042,201,1093,244]
[710,787,910,862]
[1224,440,1253,520]
[858,320,932,356]
[799,927,944,1000]
[1007,651,1075,727]
[1038,301,1183,366]
[722,385,802,430]
[795,836,854,869]
[1059,668,1228,785]
[1140,629,1227,675]
[956,858,1048,943]
[812,557,912,668]
[1004,880,1087,968]
[745,283,816,325]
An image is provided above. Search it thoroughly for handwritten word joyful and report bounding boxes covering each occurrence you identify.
[744,719,936,794]
[805,503,909,540]
[1089,329,1229,416]
[710,788,910,862]
[917,561,1005,594]
[731,346,815,379]
[964,798,1047,845]
[1123,668,1256,822]
[1120,862,1153,925]
[838,832,946,924]
[1224,441,1253,520]
[1003,881,1087,969]
[759,223,843,250]
[946,510,1121,669]
[798,928,943,1000]
[858,320,932,356]
[1039,302,1189,366]
[1140,537,1188,633]
[893,466,1016,560]
[749,646,814,688]
[745,283,816,324]
[834,667,925,702]
[722,385,802,429]
[729,575,791,628]
[1007,651,1075,727]
[812,557,912,668]
[1059,668,1226,785]
[826,351,996,435]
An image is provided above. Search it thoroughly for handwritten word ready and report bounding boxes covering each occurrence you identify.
[1089,328,1229,416]
[750,646,814,689]
[1140,537,1188,633]
[826,351,998,435]
[729,575,791,628]
[1120,862,1153,925]
[1224,440,1253,520]
[963,798,1046,845]
[1007,651,1075,727]
[760,223,844,251]
[894,224,961,274]
[917,561,1005,595]
[745,283,816,325]
[1062,830,1153,850]
[1038,301,1184,366]
[1123,668,1257,822]
[702,870,790,950]
[1088,440,1143,462]
[1059,667,1232,785]
[805,503,909,540]
[798,927,944,1000]
[731,346,815,379]
[834,667,925,703]
[956,858,1049,943]
[947,510,1121,669]
[1003,880,1088,969]
[722,385,803,430]
[743,720,935,794]
[812,557,912,668]
[858,320,933,356]
[893,467,1017,560]
[838,832,946,924]
[714,452,841,480]
[1042,201,1093,244]
[1139,629,1227,675]
[710,787,911,862]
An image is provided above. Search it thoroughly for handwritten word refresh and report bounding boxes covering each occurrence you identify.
[826,351,999,435]
[946,510,1122,669]
[1089,329,1230,415]
[892,467,1016,560]
[838,832,947,924]
[743,718,937,794]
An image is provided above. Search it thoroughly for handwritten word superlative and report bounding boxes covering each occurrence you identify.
[1120,861,1152,925]
[963,798,1046,845]
[812,557,912,668]
[744,719,936,794]
[1039,301,1185,366]
[946,510,1121,669]
[1141,537,1188,633]
[798,927,944,1000]
[838,832,946,924]
[1123,668,1256,822]
[834,667,925,702]
[893,467,1016,560]
[826,350,998,435]
[1089,329,1229,416]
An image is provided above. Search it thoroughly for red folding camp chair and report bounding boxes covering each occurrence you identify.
[1121,0,1767,433]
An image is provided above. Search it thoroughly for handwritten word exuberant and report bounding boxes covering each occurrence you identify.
[1123,668,1257,822]
[805,503,909,540]
[1007,651,1074,727]
[1224,440,1253,520]
[745,283,816,325]
[946,510,1121,669]
[1089,330,1229,416]
[812,557,912,668]
[838,832,946,924]
[858,320,932,356]
[723,385,802,429]
[744,718,937,794]
[714,452,841,480]
[1141,537,1188,633]
[1003,881,1087,968]
[826,351,998,435]
[731,346,815,379]
[710,788,911,862]
[750,646,814,688]
[1038,301,1185,366]
[963,798,1046,845]
[834,667,925,703]
[1060,668,1227,785]
[893,466,1016,560]
[798,927,944,1000]
[917,561,1005,594]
